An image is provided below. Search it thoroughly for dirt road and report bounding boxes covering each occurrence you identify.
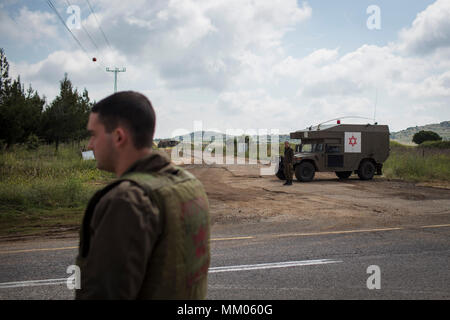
[185,163,450,235]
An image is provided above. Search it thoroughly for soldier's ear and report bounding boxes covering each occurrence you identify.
[112,127,127,147]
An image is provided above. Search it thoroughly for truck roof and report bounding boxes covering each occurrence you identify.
[290,123,389,139]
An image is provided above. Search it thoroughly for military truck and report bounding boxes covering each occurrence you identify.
[276,122,390,182]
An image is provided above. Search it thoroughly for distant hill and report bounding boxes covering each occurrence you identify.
[155,122,450,145]
[155,131,222,143]
[390,121,450,144]
[156,131,291,143]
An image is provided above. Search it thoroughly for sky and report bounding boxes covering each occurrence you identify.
[1,0,449,139]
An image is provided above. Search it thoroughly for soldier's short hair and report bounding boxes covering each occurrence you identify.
[92,91,156,149]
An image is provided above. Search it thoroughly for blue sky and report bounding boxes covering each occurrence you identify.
[1,0,449,138]
[285,0,435,55]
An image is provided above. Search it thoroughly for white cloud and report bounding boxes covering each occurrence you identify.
[268,38,449,130]
[2,0,450,137]
[9,48,132,105]
[83,0,312,90]
[0,6,59,44]
[397,0,450,55]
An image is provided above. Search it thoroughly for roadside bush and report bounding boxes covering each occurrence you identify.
[25,134,40,150]
[412,130,442,144]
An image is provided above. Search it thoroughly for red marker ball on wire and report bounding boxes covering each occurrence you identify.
[92,57,97,62]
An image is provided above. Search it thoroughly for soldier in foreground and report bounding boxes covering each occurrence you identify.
[283,141,294,185]
[75,91,210,299]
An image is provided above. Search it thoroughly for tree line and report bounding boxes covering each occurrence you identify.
[0,48,93,151]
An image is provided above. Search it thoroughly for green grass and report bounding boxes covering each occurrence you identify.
[0,142,114,237]
[383,140,450,182]
[1,140,449,237]
[418,140,450,149]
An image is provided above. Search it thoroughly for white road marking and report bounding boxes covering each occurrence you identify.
[0,259,342,289]
[208,259,343,273]
[0,278,68,289]
[211,236,255,241]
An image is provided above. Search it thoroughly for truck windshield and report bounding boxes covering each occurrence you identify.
[298,143,323,153]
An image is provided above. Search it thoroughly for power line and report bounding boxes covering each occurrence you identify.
[45,0,89,55]
[45,0,108,73]
[45,0,125,93]
[64,0,100,51]
[85,0,112,50]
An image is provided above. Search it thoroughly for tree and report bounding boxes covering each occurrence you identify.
[412,130,442,145]
[0,77,24,147]
[0,49,92,150]
[0,48,11,147]
[0,49,45,148]
[41,74,92,151]
[0,76,44,147]
[0,48,10,105]
[73,88,92,143]
[24,86,45,138]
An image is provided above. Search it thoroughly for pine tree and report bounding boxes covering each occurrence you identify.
[0,49,46,148]
[0,48,10,105]
[0,76,25,147]
[0,49,91,150]
[41,74,92,151]
[0,76,45,147]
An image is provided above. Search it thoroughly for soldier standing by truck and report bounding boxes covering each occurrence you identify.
[283,141,294,185]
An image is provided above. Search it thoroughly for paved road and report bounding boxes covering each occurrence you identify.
[208,223,450,299]
[0,222,449,300]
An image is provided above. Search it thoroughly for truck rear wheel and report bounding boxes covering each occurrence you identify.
[336,171,352,179]
[357,160,375,180]
[276,168,286,180]
[295,162,315,182]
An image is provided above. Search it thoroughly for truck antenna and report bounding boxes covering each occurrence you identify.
[373,88,378,123]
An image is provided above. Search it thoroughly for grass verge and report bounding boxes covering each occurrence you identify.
[0,143,114,237]
[383,140,450,182]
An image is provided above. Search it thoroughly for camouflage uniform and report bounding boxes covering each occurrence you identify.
[75,151,210,299]
[283,146,294,184]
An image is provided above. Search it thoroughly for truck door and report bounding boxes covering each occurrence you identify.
[315,143,325,170]
[325,144,344,169]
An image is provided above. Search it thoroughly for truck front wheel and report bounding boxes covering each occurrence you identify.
[357,160,375,180]
[295,162,315,182]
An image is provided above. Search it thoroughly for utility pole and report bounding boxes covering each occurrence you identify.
[106,67,126,93]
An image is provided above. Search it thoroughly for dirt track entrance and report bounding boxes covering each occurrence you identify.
[184,163,450,234]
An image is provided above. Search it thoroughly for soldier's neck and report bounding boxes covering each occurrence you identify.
[115,148,152,177]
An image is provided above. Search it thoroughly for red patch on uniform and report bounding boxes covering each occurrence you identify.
[181,198,208,219]
[193,225,206,244]
[193,225,207,258]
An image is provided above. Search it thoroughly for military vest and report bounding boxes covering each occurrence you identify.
[77,166,210,299]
